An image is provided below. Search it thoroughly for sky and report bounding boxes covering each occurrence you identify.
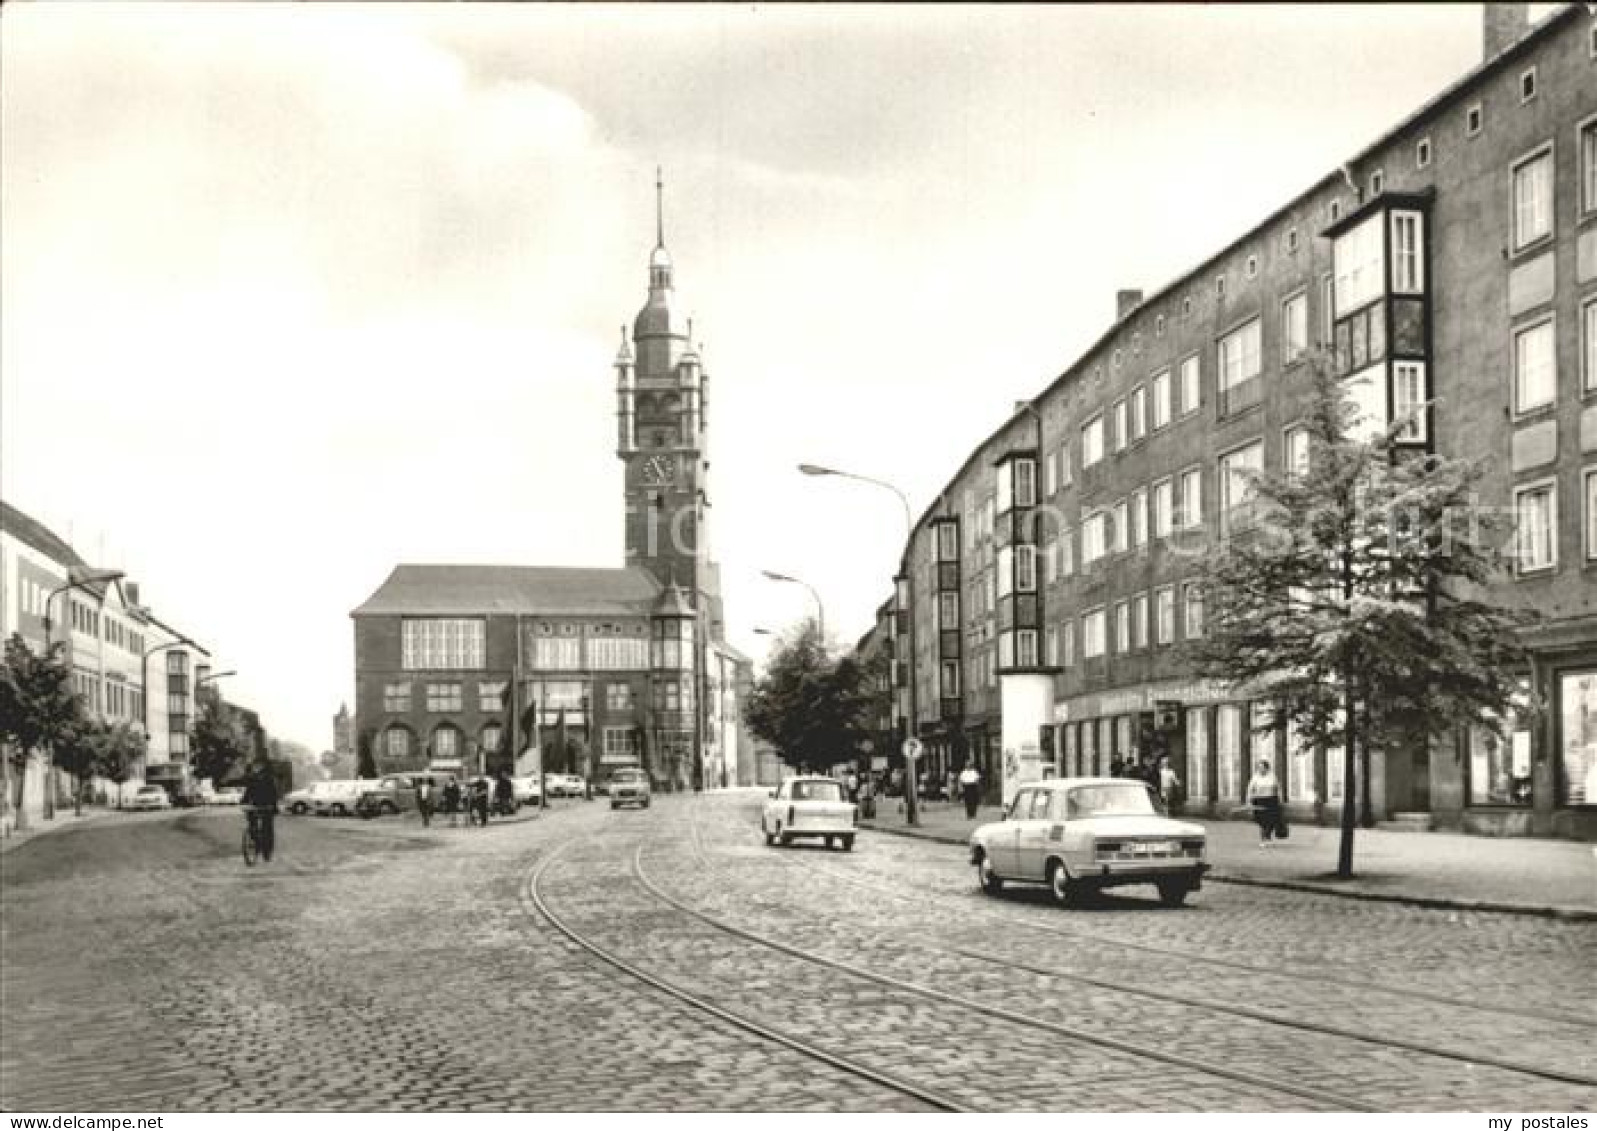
[2,3,1510,751]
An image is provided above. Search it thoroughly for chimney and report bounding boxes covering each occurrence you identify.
[1116,289,1143,322]
[1482,2,1527,60]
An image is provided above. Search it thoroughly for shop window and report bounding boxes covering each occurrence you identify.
[1560,671,1597,807]
[1469,711,1533,807]
[1216,705,1242,801]
[1187,708,1209,801]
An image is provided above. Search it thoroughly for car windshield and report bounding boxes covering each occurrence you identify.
[1066,783,1159,818]
[789,781,843,802]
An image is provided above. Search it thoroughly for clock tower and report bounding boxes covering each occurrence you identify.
[616,170,721,628]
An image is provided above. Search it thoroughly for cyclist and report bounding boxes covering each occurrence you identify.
[240,757,279,863]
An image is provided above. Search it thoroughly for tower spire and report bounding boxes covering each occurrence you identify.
[655,165,665,250]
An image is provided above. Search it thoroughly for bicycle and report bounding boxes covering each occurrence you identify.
[242,805,275,866]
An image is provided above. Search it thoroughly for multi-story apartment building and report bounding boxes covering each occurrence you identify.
[0,500,214,813]
[885,4,1596,838]
[351,181,750,788]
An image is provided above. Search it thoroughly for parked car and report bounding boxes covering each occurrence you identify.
[129,785,171,811]
[510,776,543,806]
[761,776,857,851]
[208,787,244,806]
[545,773,587,798]
[608,768,651,810]
[969,777,1208,908]
[311,780,367,817]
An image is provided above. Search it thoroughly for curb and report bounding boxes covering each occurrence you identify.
[858,820,1597,922]
[0,807,120,857]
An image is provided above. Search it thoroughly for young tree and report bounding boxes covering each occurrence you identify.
[0,634,88,831]
[1189,357,1537,877]
[745,622,875,774]
[61,718,147,809]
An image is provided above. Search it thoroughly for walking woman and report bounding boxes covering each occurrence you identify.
[1244,758,1285,847]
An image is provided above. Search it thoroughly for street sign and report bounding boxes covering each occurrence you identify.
[902,738,923,761]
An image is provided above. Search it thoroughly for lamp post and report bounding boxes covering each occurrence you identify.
[798,462,921,826]
[760,570,826,644]
[40,569,125,820]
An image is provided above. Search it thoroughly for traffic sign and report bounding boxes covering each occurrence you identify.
[902,738,923,761]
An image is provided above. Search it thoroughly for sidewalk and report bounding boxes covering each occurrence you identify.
[861,798,1597,920]
[0,805,117,857]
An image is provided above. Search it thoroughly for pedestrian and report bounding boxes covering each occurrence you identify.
[442,777,462,827]
[417,776,434,828]
[1244,758,1286,847]
[845,770,860,805]
[493,771,514,817]
[1157,755,1183,814]
[1109,756,1125,779]
[470,778,490,826]
[959,763,981,819]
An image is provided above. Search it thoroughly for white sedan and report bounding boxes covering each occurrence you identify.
[969,777,1208,907]
[761,776,857,851]
[129,785,171,811]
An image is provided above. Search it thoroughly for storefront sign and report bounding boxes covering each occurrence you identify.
[1056,678,1237,722]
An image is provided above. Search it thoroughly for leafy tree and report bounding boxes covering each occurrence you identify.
[0,634,88,831]
[189,690,251,786]
[1189,356,1537,877]
[60,718,146,809]
[745,622,876,774]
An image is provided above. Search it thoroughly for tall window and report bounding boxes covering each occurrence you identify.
[940,660,961,698]
[1585,469,1597,563]
[937,522,959,561]
[1219,442,1265,533]
[1183,583,1205,638]
[1082,415,1104,468]
[1129,386,1147,442]
[1179,355,1201,416]
[1061,621,1075,668]
[1511,148,1552,250]
[1177,468,1203,530]
[1013,459,1037,508]
[1187,709,1209,801]
[1059,527,1074,577]
[1015,630,1038,668]
[1114,600,1130,654]
[1393,362,1426,440]
[385,727,411,759]
[1514,482,1556,573]
[1132,593,1148,649]
[1151,369,1172,430]
[1216,705,1242,800]
[1582,118,1597,217]
[938,591,959,631]
[1082,511,1107,565]
[1111,499,1129,554]
[1584,298,1597,394]
[1015,545,1037,592]
[1218,318,1262,415]
[1333,213,1384,315]
[432,725,460,758]
[1155,586,1175,645]
[402,619,486,671]
[1152,479,1174,539]
[1282,293,1309,364]
[1083,609,1106,659]
[1130,487,1147,549]
[1391,211,1424,293]
[1284,425,1310,477]
[1110,399,1128,453]
[1514,319,1556,414]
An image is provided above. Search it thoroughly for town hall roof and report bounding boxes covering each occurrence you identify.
[350,564,664,619]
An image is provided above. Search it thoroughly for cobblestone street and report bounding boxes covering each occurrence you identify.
[2,791,1593,1112]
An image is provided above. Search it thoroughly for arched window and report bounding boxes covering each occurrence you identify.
[383,725,412,760]
[480,723,503,754]
[431,723,462,759]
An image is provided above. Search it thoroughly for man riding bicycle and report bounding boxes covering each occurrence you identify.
[241,757,279,863]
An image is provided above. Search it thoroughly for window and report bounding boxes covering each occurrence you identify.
[940,660,961,698]
[938,591,959,631]
[1219,442,1264,533]
[1187,708,1209,801]
[1083,609,1106,659]
[1044,625,1057,667]
[1329,199,1342,223]
[1284,425,1310,478]
[1520,66,1536,103]
[402,618,486,671]
[1183,583,1205,638]
[937,522,959,561]
[1512,148,1552,250]
[1014,459,1037,508]
[1182,296,1193,319]
[1278,292,1308,367]
[1155,314,1166,336]
[1515,482,1556,573]
[1129,487,1147,549]
[1586,469,1597,562]
[603,727,637,759]
[1015,630,1038,668]
[1584,298,1597,394]
[1582,118,1597,217]
[1416,137,1431,169]
[606,682,635,712]
[1177,468,1203,530]
[1114,600,1130,653]
[1061,621,1075,668]
[384,682,410,712]
[478,681,506,713]
[1152,479,1173,538]
[1369,170,1384,196]
[1514,319,1556,414]
[1044,451,1058,497]
[426,683,462,712]
[1132,593,1148,649]
[384,727,411,759]
[1333,213,1383,314]
[1129,386,1147,442]
[1286,227,1299,254]
[1466,102,1482,137]
[1112,499,1129,554]
[1155,586,1175,645]
[1321,274,1335,345]
[1246,255,1258,279]
[1015,545,1037,592]
[1111,399,1127,453]
[1151,369,1172,430]
[1082,511,1107,566]
[1082,415,1104,468]
[432,725,459,758]
[1393,361,1426,440]
[1059,527,1074,577]
[1178,356,1200,416]
[1215,274,1227,298]
[1391,211,1424,293]
[1558,671,1597,806]
[480,723,503,753]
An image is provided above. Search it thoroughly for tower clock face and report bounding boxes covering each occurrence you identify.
[641,454,678,486]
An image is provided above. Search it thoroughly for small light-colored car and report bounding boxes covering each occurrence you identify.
[208,787,244,806]
[608,768,651,810]
[761,776,857,851]
[510,776,543,806]
[545,773,587,798]
[311,780,366,817]
[129,784,171,811]
[969,777,1208,908]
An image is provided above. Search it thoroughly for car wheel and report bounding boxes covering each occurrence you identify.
[610,801,619,810]
[642,799,650,809]
[777,823,791,847]
[1048,860,1080,908]
[1157,880,1191,908]
[841,835,854,852]
[381,801,397,816]
[331,804,346,817]
[976,851,1004,895]
[290,802,308,816]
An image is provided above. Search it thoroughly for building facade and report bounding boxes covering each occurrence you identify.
[878,4,1597,837]
[351,182,749,788]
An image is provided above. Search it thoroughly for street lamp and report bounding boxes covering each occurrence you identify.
[797,462,921,826]
[760,570,826,644]
[196,669,236,693]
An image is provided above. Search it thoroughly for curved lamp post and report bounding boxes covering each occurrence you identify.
[798,462,921,826]
[760,570,826,644]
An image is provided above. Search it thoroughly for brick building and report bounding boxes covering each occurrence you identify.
[351,179,749,788]
[880,4,1596,838]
